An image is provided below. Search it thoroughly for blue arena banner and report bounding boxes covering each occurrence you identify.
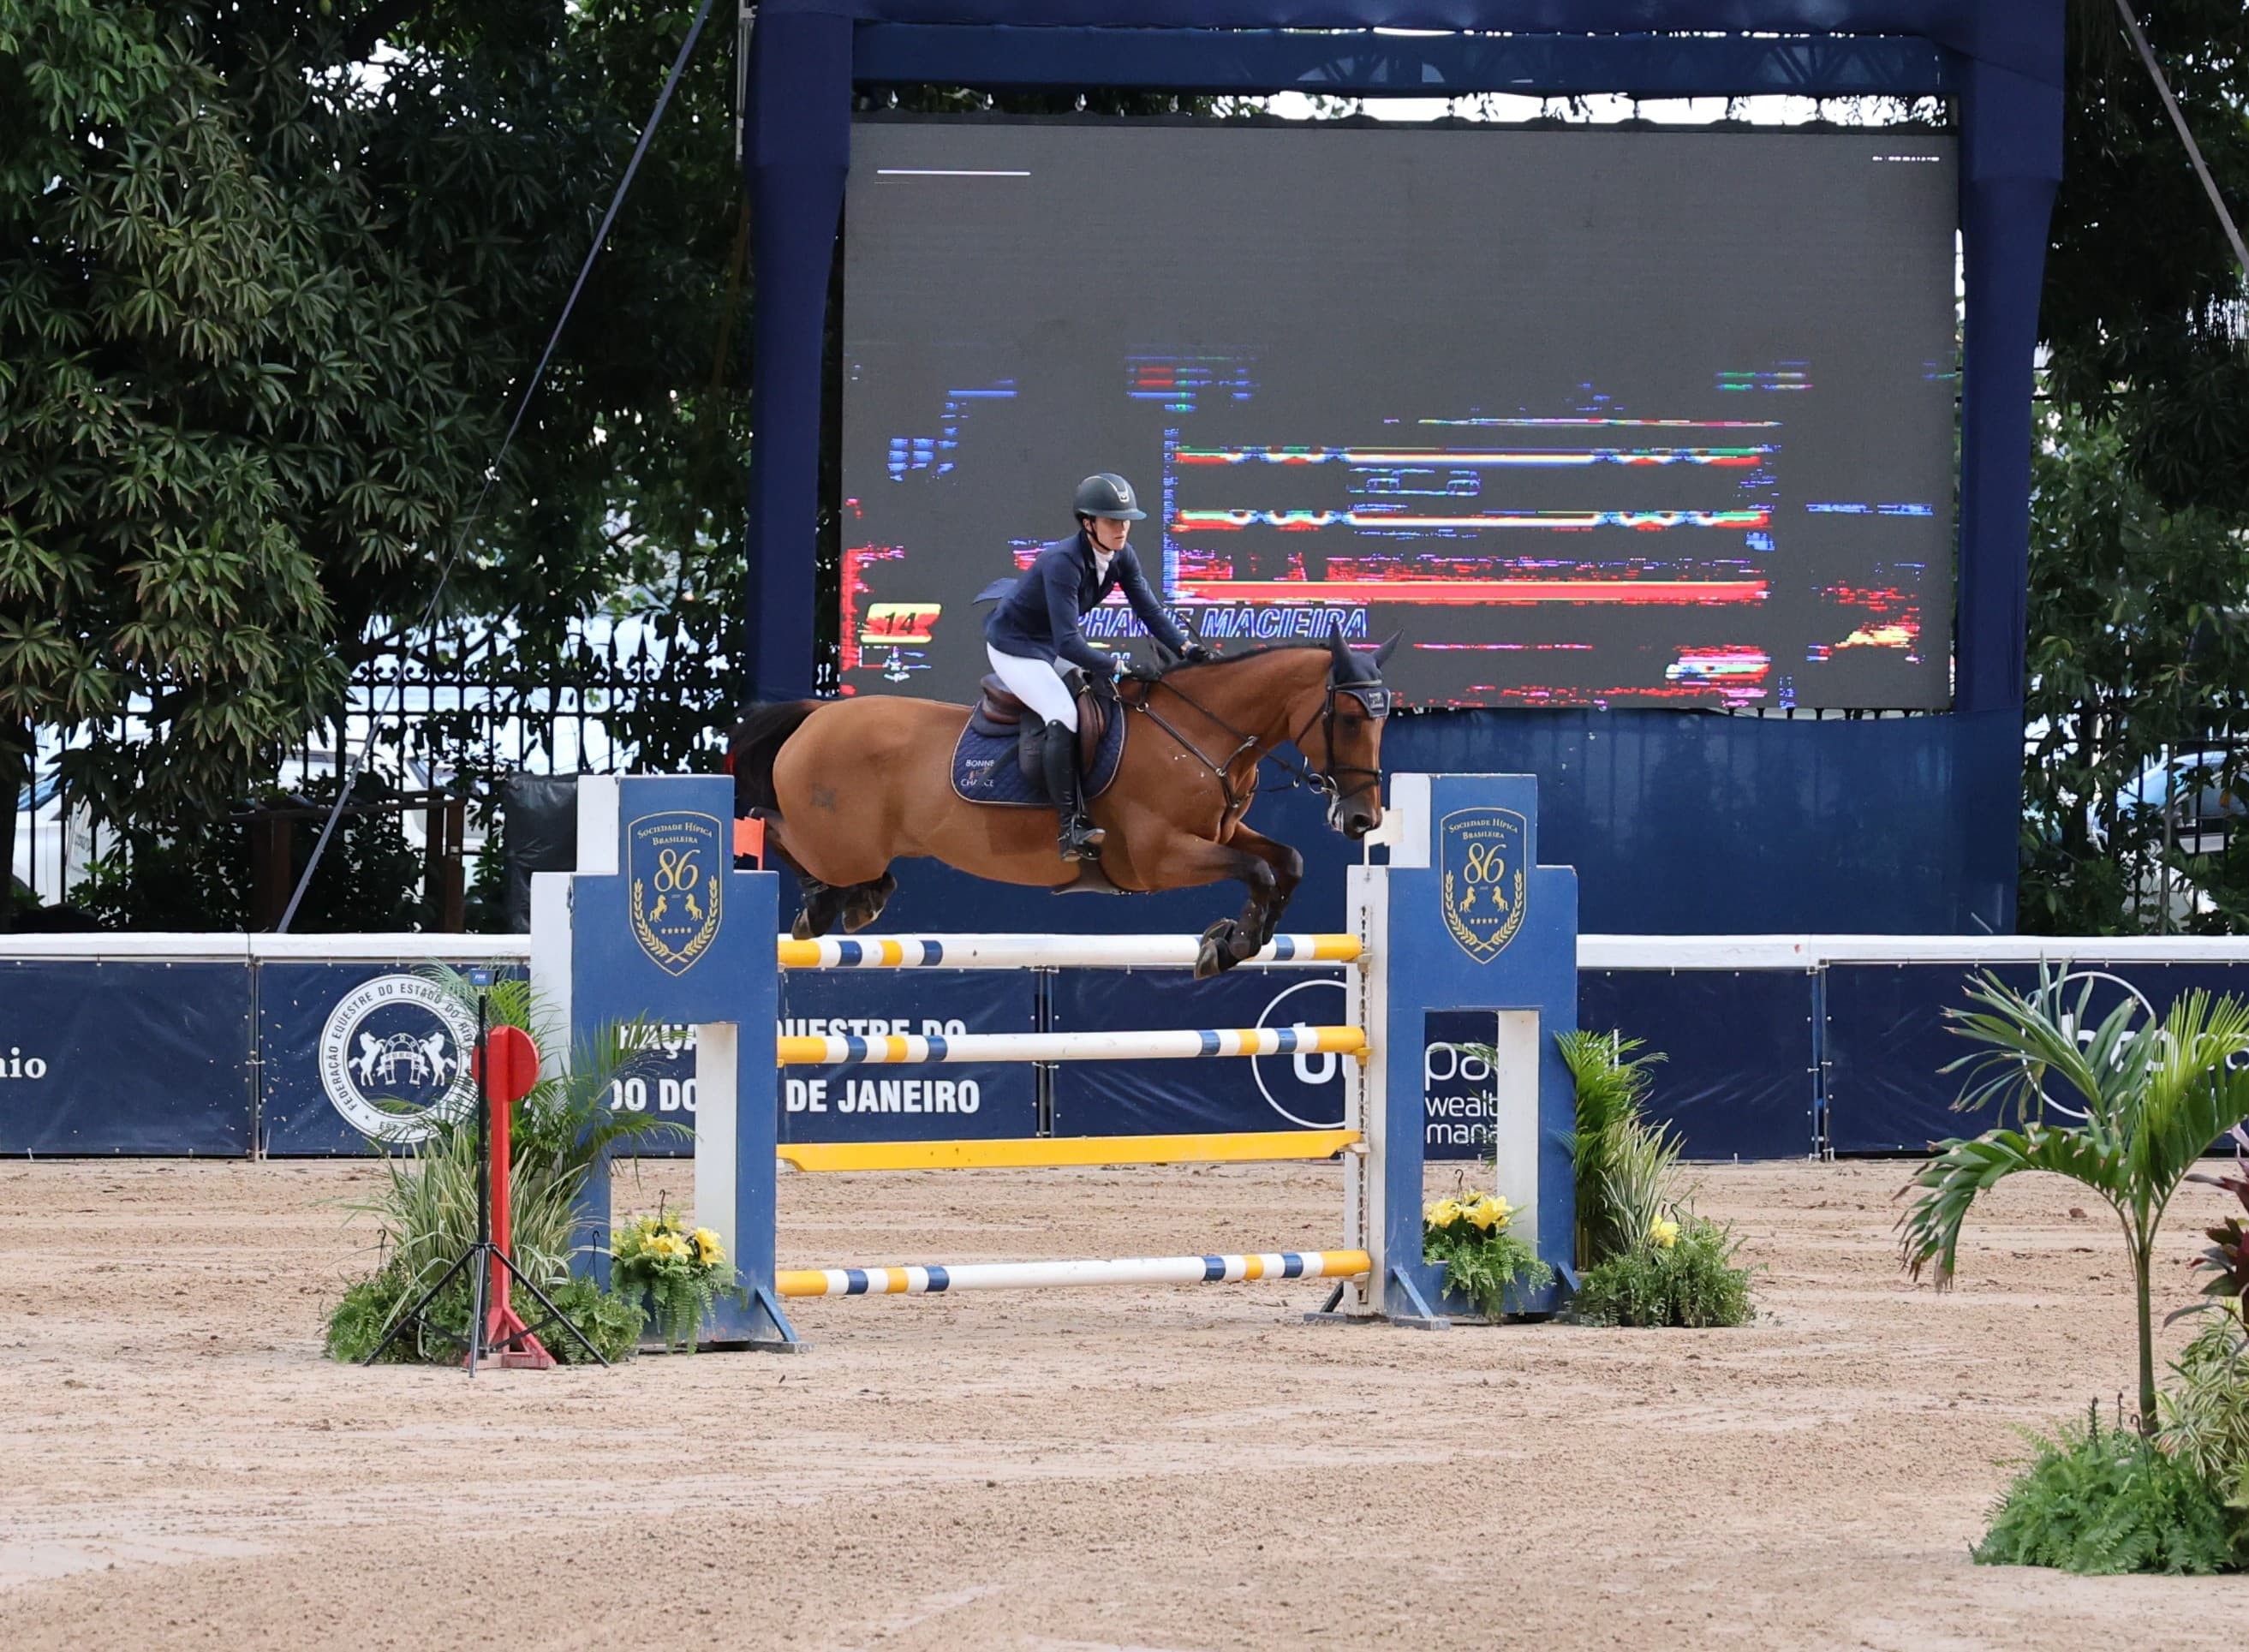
[260,962,495,1156]
[778,969,1038,1142]
[1578,969,1820,1160]
[0,961,250,1155]
[600,1020,702,1160]
[1423,1009,1500,1162]
[1824,961,2249,1154]
[1050,966,1351,1137]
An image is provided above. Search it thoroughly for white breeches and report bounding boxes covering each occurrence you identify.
[986,646,1079,731]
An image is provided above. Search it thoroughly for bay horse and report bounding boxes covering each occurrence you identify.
[729,630,1395,977]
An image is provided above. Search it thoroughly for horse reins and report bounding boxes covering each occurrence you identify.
[1125,685,1262,819]
[1124,669,1388,817]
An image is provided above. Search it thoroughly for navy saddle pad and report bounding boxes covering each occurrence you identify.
[951,711,1127,808]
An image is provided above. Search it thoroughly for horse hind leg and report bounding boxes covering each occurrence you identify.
[838,872,897,933]
[758,814,855,941]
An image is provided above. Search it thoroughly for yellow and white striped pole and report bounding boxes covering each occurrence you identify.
[775,1023,1366,1066]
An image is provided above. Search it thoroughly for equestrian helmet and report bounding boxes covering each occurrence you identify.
[1072,473,1146,522]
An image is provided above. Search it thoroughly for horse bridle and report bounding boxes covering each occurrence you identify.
[1288,681,1391,807]
[1126,669,1391,816]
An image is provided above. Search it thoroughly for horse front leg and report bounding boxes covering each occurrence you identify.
[1224,824,1303,948]
[791,879,848,941]
[1132,835,1277,980]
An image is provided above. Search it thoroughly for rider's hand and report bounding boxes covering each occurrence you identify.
[1122,658,1165,683]
[1180,642,1213,665]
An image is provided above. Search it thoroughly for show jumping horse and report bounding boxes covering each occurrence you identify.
[729,630,1395,977]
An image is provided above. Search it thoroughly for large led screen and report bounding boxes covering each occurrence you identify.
[840,119,1958,709]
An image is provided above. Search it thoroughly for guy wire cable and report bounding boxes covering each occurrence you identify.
[2114,0,2249,281]
[277,0,720,933]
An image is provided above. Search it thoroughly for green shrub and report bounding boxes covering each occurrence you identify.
[2162,1315,2249,1513]
[323,969,683,1366]
[324,1266,642,1365]
[325,1269,423,1363]
[1554,1029,1672,1267]
[1977,1404,2245,1575]
[1573,1215,1752,1328]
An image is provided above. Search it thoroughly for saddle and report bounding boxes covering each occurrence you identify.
[969,674,1111,774]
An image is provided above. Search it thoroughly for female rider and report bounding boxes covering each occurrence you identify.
[984,473,1208,862]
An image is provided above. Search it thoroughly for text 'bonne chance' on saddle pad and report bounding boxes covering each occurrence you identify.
[950,712,1126,808]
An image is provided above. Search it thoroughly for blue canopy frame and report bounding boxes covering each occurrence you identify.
[741,2,2063,934]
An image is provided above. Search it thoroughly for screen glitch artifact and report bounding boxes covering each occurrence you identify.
[839,119,1959,713]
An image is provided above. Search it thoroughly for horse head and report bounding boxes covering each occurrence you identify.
[1317,629,1396,839]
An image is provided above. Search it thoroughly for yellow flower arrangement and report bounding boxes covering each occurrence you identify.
[1423,1184,1551,1321]
[1465,1194,1512,1232]
[611,1204,740,1351]
[1650,1216,1681,1249]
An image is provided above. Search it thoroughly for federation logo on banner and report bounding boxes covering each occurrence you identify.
[628,810,725,976]
[319,974,479,1142]
[1440,807,1527,963]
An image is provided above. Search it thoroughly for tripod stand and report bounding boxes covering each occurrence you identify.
[363,991,607,1374]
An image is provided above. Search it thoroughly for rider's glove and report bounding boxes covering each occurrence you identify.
[1122,658,1165,683]
[1180,642,1214,665]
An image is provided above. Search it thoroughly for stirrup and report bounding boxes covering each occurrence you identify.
[1059,817,1107,862]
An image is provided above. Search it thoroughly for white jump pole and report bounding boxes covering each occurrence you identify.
[777,1249,1372,1298]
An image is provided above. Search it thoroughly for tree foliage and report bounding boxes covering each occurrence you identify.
[2025,2,2249,931]
[0,1,749,914]
[2046,0,2249,517]
[2019,408,2249,933]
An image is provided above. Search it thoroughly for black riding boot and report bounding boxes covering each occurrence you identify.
[1041,719,1106,862]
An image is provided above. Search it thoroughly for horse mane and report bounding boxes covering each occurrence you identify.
[1151,640,1341,677]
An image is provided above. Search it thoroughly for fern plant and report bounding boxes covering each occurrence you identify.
[1975,1400,2244,1575]
[325,1269,641,1365]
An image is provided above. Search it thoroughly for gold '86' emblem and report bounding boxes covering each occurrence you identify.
[1440,807,1528,964]
[628,811,725,977]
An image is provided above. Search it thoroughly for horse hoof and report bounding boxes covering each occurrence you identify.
[791,910,815,942]
[1196,921,1242,979]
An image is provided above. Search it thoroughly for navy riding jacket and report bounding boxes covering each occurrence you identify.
[983,530,1190,675]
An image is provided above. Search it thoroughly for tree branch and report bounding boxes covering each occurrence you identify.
[339,0,443,68]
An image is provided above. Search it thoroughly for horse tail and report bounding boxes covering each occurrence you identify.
[727,701,820,815]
